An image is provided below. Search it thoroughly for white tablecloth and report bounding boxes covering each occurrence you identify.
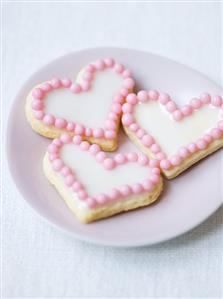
[3,2,222,298]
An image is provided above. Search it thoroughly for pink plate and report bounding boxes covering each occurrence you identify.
[7,48,222,247]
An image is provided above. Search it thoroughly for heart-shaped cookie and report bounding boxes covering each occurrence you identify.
[26,58,135,151]
[43,134,163,223]
[122,91,223,178]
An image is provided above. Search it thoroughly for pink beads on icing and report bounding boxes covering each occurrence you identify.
[35,111,44,120]
[70,83,81,93]
[126,152,138,162]
[142,180,153,191]
[132,183,143,194]
[218,120,223,130]
[126,93,138,104]
[52,159,63,171]
[179,147,190,158]
[96,151,106,162]
[196,139,207,150]
[160,159,171,170]
[122,103,133,113]
[32,88,44,99]
[72,181,83,192]
[89,144,100,155]
[148,90,159,100]
[173,110,183,121]
[55,118,67,129]
[94,59,105,70]
[137,90,148,102]
[142,134,154,147]
[188,143,198,153]
[104,58,114,67]
[51,78,61,89]
[211,128,222,139]
[181,105,193,116]
[170,155,182,166]
[93,128,104,138]
[114,154,126,164]
[159,93,170,104]
[212,95,222,107]
[122,114,134,126]
[138,155,149,166]
[112,103,122,114]
[123,78,135,89]
[108,188,120,200]
[60,134,72,143]
[61,78,72,87]
[166,101,177,112]
[150,144,161,154]
[119,185,131,196]
[48,144,58,154]
[78,190,88,200]
[75,124,85,135]
[114,63,124,73]
[200,92,211,104]
[65,175,75,187]
[105,130,116,139]
[43,114,55,126]
[103,158,115,170]
[85,127,92,137]
[80,141,90,151]
[73,135,82,145]
[61,166,71,177]
[32,100,43,110]
[66,122,75,131]
[190,98,202,109]
[150,174,160,184]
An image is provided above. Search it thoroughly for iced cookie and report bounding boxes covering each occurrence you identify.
[25,58,135,151]
[122,91,223,179]
[43,134,163,223]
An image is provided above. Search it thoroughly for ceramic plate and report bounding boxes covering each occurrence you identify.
[7,48,222,247]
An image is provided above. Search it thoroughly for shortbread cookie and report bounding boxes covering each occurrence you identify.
[122,91,223,179]
[43,134,163,223]
[26,58,135,151]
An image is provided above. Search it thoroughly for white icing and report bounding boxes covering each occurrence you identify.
[61,144,151,196]
[44,69,123,128]
[135,101,221,157]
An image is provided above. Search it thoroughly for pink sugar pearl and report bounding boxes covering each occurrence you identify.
[55,118,67,129]
[103,158,116,170]
[65,175,75,187]
[179,147,190,158]
[122,114,134,126]
[150,174,160,184]
[32,88,44,99]
[211,128,222,139]
[119,185,131,196]
[159,93,170,104]
[96,151,106,163]
[108,188,120,200]
[123,78,135,89]
[122,103,133,113]
[212,95,222,107]
[142,180,153,191]
[142,134,154,147]
[127,152,138,162]
[70,83,81,93]
[132,183,143,194]
[60,134,72,143]
[129,123,139,132]
[48,144,58,154]
[200,92,211,104]
[137,90,148,102]
[114,63,124,73]
[73,135,82,145]
[78,190,88,200]
[80,141,90,151]
[190,98,202,109]
[61,78,72,87]
[94,59,105,70]
[32,99,43,110]
[43,114,55,126]
[114,154,126,164]
[104,58,115,67]
[160,159,171,170]
[196,139,207,150]
[93,128,104,138]
[181,105,193,116]
[52,159,63,171]
[166,101,177,112]
[105,130,116,139]
[138,155,149,166]
[148,90,159,100]
[75,124,85,135]
[89,144,100,155]
[173,110,183,121]
[188,143,198,153]
[51,78,61,88]
[170,155,182,166]
[126,93,138,104]
[72,181,83,192]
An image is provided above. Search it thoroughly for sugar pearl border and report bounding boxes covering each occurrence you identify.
[47,134,161,209]
[31,58,135,140]
[121,90,223,170]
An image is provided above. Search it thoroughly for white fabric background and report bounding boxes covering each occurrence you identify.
[2,2,223,298]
